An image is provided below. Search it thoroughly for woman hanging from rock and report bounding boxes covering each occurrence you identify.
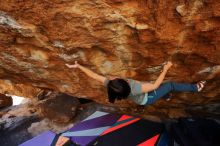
[65,61,206,105]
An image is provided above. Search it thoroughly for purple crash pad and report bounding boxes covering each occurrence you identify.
[19,131,56,146]
[61,111,121,146]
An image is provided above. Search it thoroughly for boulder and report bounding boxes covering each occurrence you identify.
[0,93,12,108]
[0,0,219,118]
[39,93,80,124]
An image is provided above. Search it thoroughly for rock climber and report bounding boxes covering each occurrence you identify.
[65,61,206,105]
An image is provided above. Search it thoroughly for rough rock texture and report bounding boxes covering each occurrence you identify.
[0,0,220,118]
[0,79,41,98]
[0,99,74,146]
[0,93,12,108]
[39,92,80,123]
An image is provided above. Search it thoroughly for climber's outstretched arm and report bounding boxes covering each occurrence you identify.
[141,61,173,93]
[66,61,106,84]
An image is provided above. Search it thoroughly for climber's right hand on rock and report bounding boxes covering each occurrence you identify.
[163,61,173,71]
[65,61,79,68]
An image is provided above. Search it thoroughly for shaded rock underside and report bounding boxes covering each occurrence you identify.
[0,0,220,118]
[0,93,12,108]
